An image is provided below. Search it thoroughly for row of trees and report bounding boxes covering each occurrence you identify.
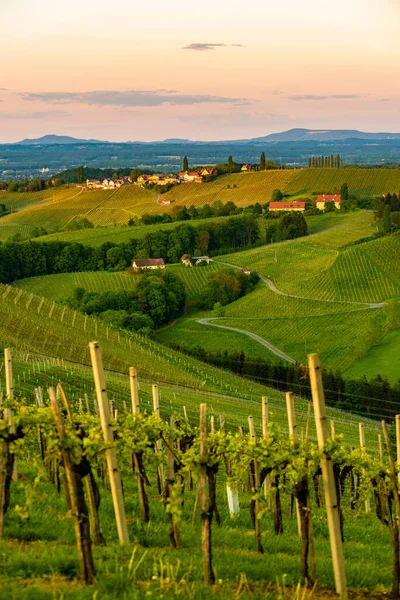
[139,200,265,226]
[374,193,400,234]
[0,215,261,284]
[67,270,186,331]
[265,212,308,242]
[168,343,400,419]
[308,154,344,168]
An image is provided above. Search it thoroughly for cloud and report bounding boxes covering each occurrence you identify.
[22,90,250,107]
[286,94,363,101]
[0,110,69,119]
[182,43,244,51]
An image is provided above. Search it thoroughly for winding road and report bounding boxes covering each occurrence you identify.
[196,258,385,364]
[196,318,297,363]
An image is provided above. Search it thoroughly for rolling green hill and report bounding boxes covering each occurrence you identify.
[2,168,399,244]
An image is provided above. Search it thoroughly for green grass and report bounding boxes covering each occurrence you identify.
[284,167,400,198]
[343,327,400,381]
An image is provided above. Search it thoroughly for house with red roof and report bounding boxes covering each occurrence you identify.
[269,201,306,212]
[316,194,341,209]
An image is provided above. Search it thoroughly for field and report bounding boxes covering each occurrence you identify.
[3,168,400,245]
[284,167,400,197]
[219,214,400,303]
[155,213,400,381]
[0,186,158,240]
[161,170,298,207]
[11,271,141,301]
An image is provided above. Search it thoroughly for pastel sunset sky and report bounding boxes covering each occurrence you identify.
[1,0,400,142]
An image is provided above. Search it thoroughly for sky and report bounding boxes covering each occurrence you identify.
[1,0,400,142]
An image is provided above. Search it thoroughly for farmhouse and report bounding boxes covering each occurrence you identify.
[200,167,217,177]
[86,179,104,189]
[269,201,306,212]
[180,254,193,267]
[241,164,253,172]
[132,258,166,270]
[242,268,251,275]
[137,174,180,187]
[86,178,125,190]
[316,194,341,209]
[182,171,204,183]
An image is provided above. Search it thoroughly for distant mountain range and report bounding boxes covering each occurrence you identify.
[15,129,400,145]
[16,134,104,145]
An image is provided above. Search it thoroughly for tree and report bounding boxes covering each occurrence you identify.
[260,152,266,171]
[324,201,336,213]
[130,168,141,182]
[183,156,189,172]
[392,212,400,229]
[196,230,210,255]
[383,204,392,234]
[228,156,234,174]
[77,166,84,184]
[271,189,283,202]
[340,183,349,201]
[213,302,225,317]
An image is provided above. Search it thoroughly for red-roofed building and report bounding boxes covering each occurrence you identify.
[316,194,341,209]
[269,201,306,212]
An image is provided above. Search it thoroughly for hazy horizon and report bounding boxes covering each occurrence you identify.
[2,0,400,143]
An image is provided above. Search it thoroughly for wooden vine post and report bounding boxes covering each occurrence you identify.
[382,420,400,599]
[262,396,270,500]
[308,353,347,599]
[89,342,129,545]
[58,383,105,546]
[359,423,370,513]
[165,415,181,547]
[49,387,96,583]
[128,368,149,522]
[396,415,400,486]
[378,434,383,462]
[129,367,140,415]
[286,392,301,536]
[152,384,165,492]
[248,415,263,553]
[4,349,14,428]
[199,403,215,584]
